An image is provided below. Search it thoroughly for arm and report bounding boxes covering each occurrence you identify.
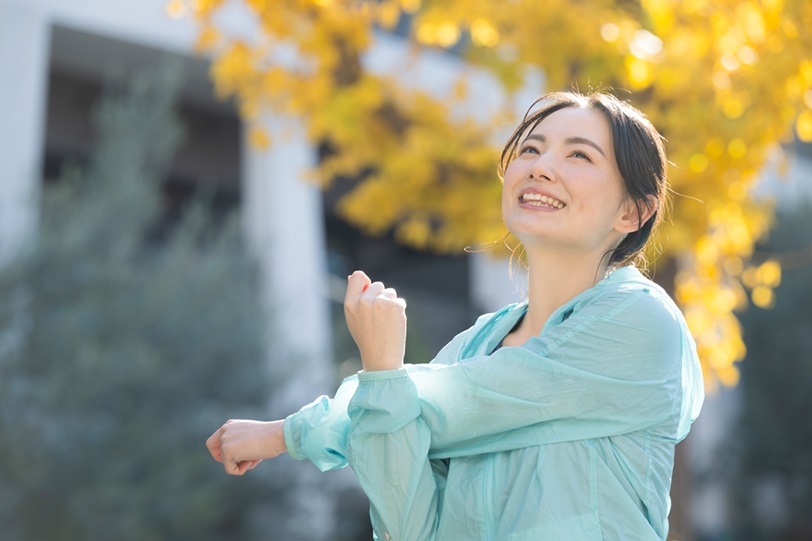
[345,370,442,541]
[338,271,443,540]
[282,311,483,471]
[209,271,409,474]
[288,284,702,466]
[338,286,700,539]
[282,270,411,471]
[413,288,700,457]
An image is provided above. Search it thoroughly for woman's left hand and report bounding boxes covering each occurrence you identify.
[344,270,407,372]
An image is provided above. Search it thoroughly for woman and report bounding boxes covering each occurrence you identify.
[206,91,705,540]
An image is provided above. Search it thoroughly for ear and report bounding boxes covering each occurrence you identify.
[616,195,658,234]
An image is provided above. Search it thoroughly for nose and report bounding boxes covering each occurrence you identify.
[529,152,556,182]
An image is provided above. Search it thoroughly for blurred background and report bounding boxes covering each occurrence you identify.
[0,1,810,540]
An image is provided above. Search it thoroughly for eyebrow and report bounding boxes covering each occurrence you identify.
[522,133,607,158]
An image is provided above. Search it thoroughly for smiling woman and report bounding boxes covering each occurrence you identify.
[206,91,704,541]
[500,92,666,273]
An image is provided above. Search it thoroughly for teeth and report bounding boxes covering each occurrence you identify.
[521,193,565,209]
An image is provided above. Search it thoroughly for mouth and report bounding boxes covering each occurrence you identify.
[519,192,566,209]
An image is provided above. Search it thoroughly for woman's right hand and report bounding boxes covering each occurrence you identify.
[344,270,407,372]
[205,419,287,475]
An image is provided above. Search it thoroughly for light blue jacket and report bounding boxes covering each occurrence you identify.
[284,266,704,540]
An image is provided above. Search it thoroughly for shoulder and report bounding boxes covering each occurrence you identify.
[548,268,687,371]
[577,266,683,329]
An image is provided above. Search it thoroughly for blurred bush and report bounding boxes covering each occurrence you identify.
[0,61,274,540]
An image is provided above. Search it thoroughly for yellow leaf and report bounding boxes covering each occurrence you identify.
[399,0,421,14]
[192,0,224,17]
[396,216,432,247]
[248,127,271,149]
[800,60,812,86]
[751,286,775,308]
[741,266,758,289]
[796,110,812,142]
[435,21,460,48]
[415,20,436,45]
[689,153,709,173]
[194,26,220,53]
[471,18,500,48]
[728,181,748,201]
[756,259,781,288]
[727,138,747,159]
[166,0,186,19]
[376,1,401,30]
[625,56,653,89]
[705,137,726,158]
[722,95,746,119]
[716,364,740,387]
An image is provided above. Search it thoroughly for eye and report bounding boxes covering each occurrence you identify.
[519,144,539,155]
[570,150,592,161]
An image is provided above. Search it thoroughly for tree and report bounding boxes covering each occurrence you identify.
[0,61,274,541]
[174,0,812,389]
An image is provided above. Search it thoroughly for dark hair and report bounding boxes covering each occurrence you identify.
[498,91,668,269]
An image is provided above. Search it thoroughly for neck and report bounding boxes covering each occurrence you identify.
[521,247,612,334]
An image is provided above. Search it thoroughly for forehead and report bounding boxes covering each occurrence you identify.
[527,106,613,146]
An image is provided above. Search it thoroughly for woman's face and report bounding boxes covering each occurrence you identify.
[502,106,635,258]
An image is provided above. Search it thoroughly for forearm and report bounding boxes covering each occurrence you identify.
[347,370,440,541]
[283,374,359,470]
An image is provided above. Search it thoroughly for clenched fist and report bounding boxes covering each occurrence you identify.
[344,270,407,372]
[205,419,286,475]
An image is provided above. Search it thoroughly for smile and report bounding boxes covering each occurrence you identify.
[520,193,566,209]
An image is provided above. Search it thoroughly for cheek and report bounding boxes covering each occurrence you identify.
[500,187,510,220]
[501,163,524,194]
[501,164,519,199]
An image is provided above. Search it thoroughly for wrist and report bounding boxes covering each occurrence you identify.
[266,420,287,456]
[360,356,404,372]
[360,348,405,372]
[358,367,408,381]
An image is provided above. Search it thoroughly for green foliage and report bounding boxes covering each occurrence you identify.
[0,61,272,541]
[732,203,812,540]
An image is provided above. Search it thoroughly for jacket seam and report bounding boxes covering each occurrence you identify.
[540,291,646,357]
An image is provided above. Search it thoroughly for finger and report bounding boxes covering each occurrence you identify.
[362,281,385,301]
[206,431,223,462]
[345,271,371,304]
[224,456,243,476]
[380,288,398,300]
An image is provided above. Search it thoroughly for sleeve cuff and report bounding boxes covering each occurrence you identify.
[283,412,305,461]
[357,367,409,382]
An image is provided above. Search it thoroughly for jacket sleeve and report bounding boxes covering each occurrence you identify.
[285,287,703,466]
[344,370,443,541]
[413,288,702,458]
[283,374,359,471]
[282,320,481,471]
